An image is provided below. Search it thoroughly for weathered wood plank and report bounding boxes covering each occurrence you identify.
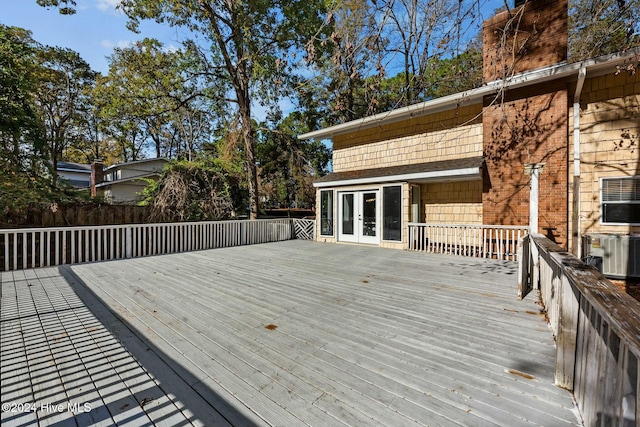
[61,267,233,427]
[3,240,581,426]
[1,280,39,427]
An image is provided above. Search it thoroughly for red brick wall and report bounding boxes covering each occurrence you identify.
[482,0,570,248]
[483,0,568,83]
[482,82,569,247]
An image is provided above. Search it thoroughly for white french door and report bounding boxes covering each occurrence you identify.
[338,190,380,244]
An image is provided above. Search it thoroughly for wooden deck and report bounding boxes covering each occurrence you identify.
[1,240,580,426]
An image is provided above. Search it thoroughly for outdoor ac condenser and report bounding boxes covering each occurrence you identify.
[583,233,640,279]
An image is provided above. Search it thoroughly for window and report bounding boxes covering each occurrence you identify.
[320,190,334,235]
[601,177,640,224]
[383,186,402,241]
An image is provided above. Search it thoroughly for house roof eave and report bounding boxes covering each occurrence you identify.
[299,47,640,141]
[103,157,169,172]
[313,157,484,188]
[95,172,160,188]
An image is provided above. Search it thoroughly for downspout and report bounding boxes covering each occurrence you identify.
[572,66,587,257]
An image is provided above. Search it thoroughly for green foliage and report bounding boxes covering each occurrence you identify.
[257,112,331,209]
[140,159,238,222]
[0,24,46,171]
[36,0,76,15]
[119,0,329,218]
[34,45,96,183]
[569,0,640,61]
[423,45,483,99]
[93,38,212,161]
[0,167,97,226]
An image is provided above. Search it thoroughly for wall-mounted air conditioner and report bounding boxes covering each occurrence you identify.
[583,234,640,279]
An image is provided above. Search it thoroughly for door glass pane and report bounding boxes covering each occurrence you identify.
[320,190,334,235]
[362,192,377,237]
[342,193,354,235]
[384,186,402,241]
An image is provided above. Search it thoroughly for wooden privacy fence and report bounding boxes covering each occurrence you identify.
[408,223,529,261]
[521,234,639,426]
[2,203,149,228]
[1,218,316,271]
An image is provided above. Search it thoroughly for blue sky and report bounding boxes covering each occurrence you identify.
[2,0,501,124]
[3,0,503,76]
[1,0,181,75]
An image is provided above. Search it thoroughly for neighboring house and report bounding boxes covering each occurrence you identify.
[92,158,168,203]
[300,0,640,277]
[57,161,91,189]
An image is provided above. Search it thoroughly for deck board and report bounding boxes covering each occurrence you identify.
[2,240,580,426]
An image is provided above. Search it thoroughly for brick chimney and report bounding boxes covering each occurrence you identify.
[91,161,104,197]
[482,0,568,83]
[482,0,570,248]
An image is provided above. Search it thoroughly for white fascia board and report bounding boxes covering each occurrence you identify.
[313,166,481,188]
[104,157,169,171]
[95,172,158,188]
[57,168,91,173]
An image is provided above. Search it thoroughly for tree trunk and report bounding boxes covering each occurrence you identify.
[242,107,259,219]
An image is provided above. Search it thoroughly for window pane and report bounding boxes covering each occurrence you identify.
[603,178,640,202]
[383,186,402,241]
[603,203,640,224]
[320,190,333,235]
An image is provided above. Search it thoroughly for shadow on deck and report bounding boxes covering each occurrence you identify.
[1,240,580,426]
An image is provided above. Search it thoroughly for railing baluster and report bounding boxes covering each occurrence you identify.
[21,231,27,269]
[84,229,89,262]
[70,229,76,264]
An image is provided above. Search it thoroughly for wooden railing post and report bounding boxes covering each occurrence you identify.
[517,234,532,299]
[532,234,640,424]
[552,253,581,390]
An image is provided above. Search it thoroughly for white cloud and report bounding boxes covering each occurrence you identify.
[96,0,122,12]
[164,44,180,53]
[116,40,133,49]
[100,39,134,50]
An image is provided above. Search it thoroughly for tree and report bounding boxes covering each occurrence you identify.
[257,112,331,209]
[36,0,76,15]
[119,0,327,219]
[141,159,235,222]
[33,46,96,184]
[0,25,45,173]
[93,38,204,160]
[309,0,381,123]
[379,0,461,105]
[62,98,120,164]
[422,40,483,99]
[569,0,640,61]
[306,0,485,124]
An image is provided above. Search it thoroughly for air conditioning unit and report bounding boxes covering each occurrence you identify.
[583,234,640,279]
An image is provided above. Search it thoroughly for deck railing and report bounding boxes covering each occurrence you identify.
[408,223,529,261]
[1,218,315,271]
[521,234,639,426]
